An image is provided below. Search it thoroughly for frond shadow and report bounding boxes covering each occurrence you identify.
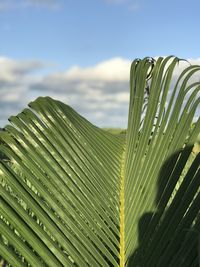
[127,145,200,267]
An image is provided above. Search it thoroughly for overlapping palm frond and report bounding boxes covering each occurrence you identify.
[0,56,199,266]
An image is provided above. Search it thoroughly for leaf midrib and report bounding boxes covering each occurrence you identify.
[119,146,126,267]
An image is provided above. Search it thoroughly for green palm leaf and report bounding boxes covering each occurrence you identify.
[0,56,200,266]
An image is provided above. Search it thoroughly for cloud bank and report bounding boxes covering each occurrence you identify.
[0,57,131,128]
[0,56,200,128]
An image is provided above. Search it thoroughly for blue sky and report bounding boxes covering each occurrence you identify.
[0,0,200,127]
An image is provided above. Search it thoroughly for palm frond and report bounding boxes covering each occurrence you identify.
[0,56,200,266]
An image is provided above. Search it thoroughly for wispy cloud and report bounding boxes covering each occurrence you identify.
[24,0,60,9]
[0,1,13,10]
[105,0,128,4]
[104,0,140,11]
[0,0,61,11]
[129,2,140,11]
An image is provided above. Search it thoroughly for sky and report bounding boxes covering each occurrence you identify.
[0,0,200,128]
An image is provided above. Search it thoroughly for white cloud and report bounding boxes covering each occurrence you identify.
[0,57,131,128]
[0,57,48,125]
[0,88,27,102]
[0,56,200,128]
[50,57,131,82]
[0,57,45,82]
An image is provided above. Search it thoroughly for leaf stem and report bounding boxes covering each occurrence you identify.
[119,147,126,267]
